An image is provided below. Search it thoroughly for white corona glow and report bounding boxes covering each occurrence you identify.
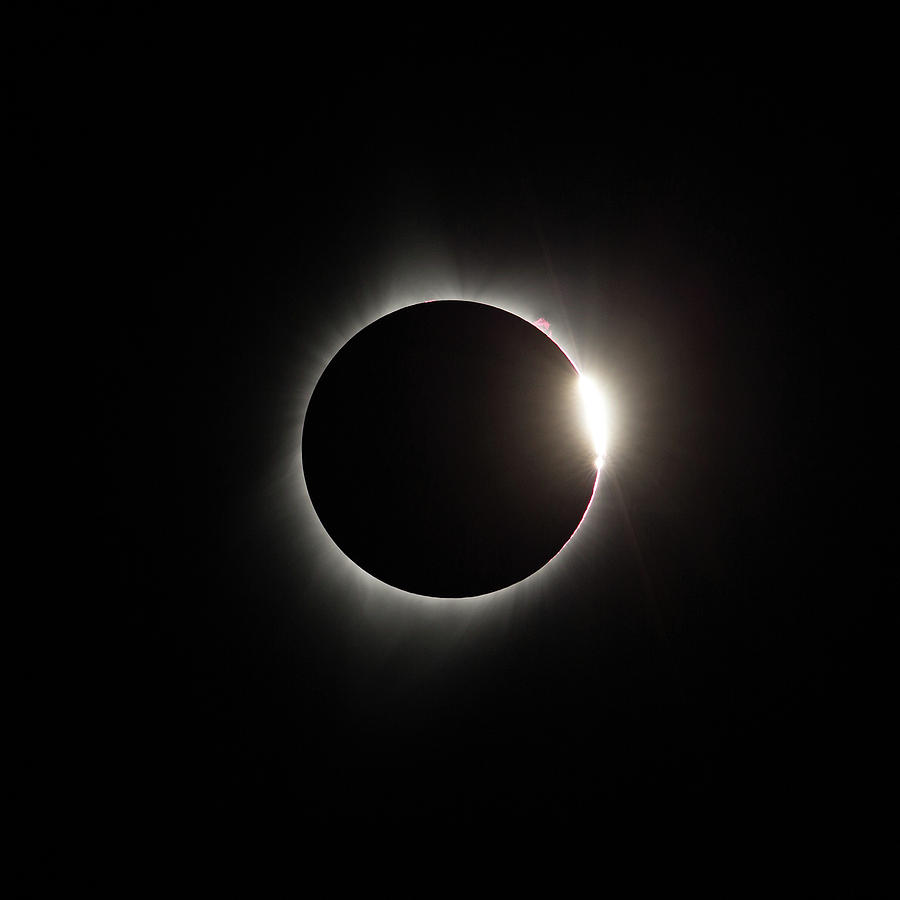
[291,297,613,606]
[579,375,608,469]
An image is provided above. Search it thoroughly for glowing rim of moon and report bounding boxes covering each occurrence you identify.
[293,297,611,605]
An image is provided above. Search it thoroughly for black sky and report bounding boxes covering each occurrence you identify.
[18,11,893,864]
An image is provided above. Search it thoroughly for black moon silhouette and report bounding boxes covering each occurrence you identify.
[301,301,598,597]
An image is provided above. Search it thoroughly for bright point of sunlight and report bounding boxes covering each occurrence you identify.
[579,375,608,468]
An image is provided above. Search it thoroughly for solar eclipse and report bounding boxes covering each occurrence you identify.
[301,300,608,599]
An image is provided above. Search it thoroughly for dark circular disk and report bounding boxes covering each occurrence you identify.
[301,301,597,597]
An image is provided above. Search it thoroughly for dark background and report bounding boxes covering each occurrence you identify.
[17,10,893,861]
